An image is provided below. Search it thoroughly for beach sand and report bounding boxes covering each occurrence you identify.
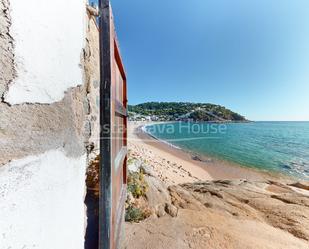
[125,122,309,249]
[128,121,282,185]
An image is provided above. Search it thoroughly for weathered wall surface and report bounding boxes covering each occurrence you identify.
[0,88,86,165]
[0,0,15,98]
[0,150,87,249]
[84,9,100,160]
[4,0,86,104]
[0,1,100,248]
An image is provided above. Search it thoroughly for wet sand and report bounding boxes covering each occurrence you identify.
[128,121,286,185]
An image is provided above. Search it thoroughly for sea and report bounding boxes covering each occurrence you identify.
[145,121,309,180]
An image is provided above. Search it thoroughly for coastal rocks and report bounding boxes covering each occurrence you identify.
[289,181,309,191]
[126,192,135,206]
[191,154,213,163]
[156,204,166,218]
[128,158,142,173]
[124,179,309,249]
[171,180,309,241]
[126,156,179,219]
[141,164,156,177]
[144,173,176,218]
[165,203,178,217]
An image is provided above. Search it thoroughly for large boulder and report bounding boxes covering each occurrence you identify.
[143,168,178,218]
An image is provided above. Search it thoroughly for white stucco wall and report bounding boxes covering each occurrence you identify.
[0,150,86,249]
[0,1,93,248]
[4,0,86,104]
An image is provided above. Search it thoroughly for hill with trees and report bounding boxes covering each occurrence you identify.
[128,102,247,122]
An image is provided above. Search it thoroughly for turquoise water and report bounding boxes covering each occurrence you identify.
[145,122,309,180]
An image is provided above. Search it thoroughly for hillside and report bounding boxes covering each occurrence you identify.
[128,102,247,122]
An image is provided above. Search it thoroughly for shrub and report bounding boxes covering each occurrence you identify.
[125,206,146,222]
[127,170,148,198]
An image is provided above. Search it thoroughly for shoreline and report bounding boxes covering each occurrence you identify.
[125,121,309,249]
[128,121,290,184]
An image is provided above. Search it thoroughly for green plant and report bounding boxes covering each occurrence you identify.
[125,206,146,222]
[127,157,136,165]
[127,170,148,198]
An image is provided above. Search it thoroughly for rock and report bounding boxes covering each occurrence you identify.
[141,164,156,177]
[165,203,178,217]
[191,155,202,161]
[156,204,166,217]
[144,175,171,209]
[125,179,309,249]
[128,160,141,173]
[126,192,135,205]
[289,181,309,191]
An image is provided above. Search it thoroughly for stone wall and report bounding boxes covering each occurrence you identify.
[0,1,100,248]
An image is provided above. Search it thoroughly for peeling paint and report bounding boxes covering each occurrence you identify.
[0,2,101,248]
[0,2,100,166]
[0,0,16,99]
[0,87,87,166]
[4,0,86,104]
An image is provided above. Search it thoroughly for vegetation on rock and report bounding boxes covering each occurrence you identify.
[129,102,247,122]
[127,170,148,198]
[125,206,148,223]
[125,168,151,222]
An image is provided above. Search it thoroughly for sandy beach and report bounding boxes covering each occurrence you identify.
[128,121,283,185]
[125,122,309,249]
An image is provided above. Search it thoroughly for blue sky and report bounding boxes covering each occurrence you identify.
[93,0,309,121]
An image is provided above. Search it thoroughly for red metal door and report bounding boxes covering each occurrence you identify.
[110,36,128,249]
[99,1,127,248]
